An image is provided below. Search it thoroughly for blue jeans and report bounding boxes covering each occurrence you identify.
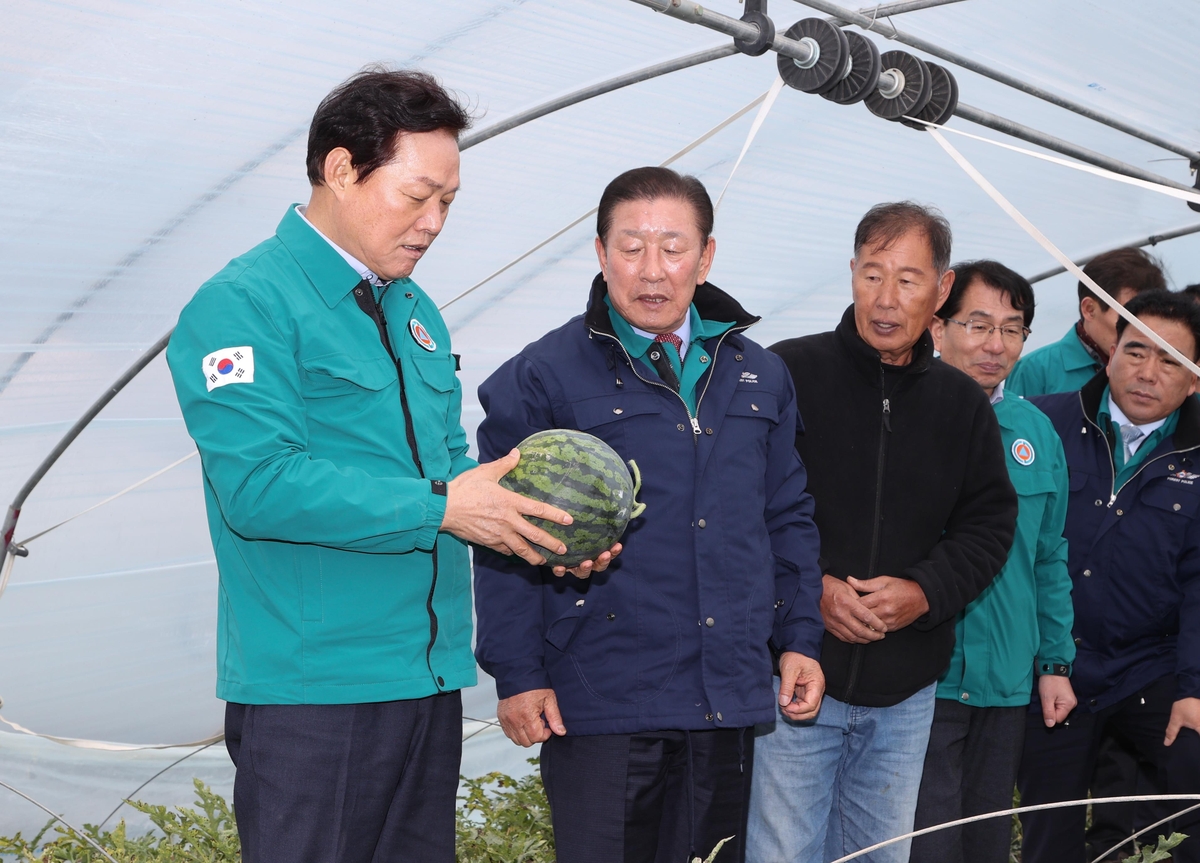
[746,681,937,863]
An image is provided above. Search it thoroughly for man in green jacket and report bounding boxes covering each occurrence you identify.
[167,70,605,863]
[1007,247,1166,397]
[910,260,1077,863]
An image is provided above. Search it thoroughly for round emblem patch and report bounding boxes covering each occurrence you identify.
[409,319,437,352]
[1012,438,1035,466]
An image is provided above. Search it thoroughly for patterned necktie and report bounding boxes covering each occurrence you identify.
[655,332,683,353]
[649,333,683,392]
[1120,422,1145,463]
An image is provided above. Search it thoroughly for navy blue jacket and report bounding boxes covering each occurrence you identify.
[1033,373,1200,711]
[473,275,825,735]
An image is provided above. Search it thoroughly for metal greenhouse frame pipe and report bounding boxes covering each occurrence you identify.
[460,43,740,150]
[952,103,1200,194]
[1,329,174,574]
[792,0,1200,164]
[1027,222,1200,284]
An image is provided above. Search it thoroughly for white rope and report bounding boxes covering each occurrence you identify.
[926,126,1200,380]
[0,450,200,602]
[438,89,772,313]
[0,711,224,751]
[828,794,1200,863]
[909,116,1200,207]
[714,75,786,216]
[14,451,199,548]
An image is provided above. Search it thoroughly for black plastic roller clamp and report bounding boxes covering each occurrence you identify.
[901,62,959,129]
[865,50,933,121]
[777,18,848,95]
[820,29,882,106]
[734,0,776,56]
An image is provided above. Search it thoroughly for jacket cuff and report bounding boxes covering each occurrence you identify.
[414,484,448,552]
[1036,659,1072,676]
[489,663,553,699]
[773,624,823,662]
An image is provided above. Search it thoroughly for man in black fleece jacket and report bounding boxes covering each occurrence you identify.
[746,203,1017,863]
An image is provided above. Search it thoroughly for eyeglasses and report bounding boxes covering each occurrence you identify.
[944,318,1031,343]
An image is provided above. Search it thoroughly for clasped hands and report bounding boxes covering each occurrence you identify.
[820,573,930,644]
[439,448,621,578]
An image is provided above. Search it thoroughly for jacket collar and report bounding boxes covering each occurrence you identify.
[1079,369,1200,451]
[583,272,760,337]
[276,205,369,308]
[834,303,934,378]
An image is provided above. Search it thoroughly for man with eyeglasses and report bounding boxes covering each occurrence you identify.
[910,260,1077,863]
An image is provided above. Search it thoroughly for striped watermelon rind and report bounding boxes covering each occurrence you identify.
[499,429,644,567]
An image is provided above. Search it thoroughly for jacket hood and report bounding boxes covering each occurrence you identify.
[583,272,760,336]
[1079,368,1200,450]
[834,303,934,379]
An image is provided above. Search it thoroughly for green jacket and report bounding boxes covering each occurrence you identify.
[936,392,1075,707]
[1006,325,1103,397]
[167,206,478,705]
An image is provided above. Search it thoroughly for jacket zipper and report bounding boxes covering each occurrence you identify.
[355,283,442,688]
[589,325,751,444]
[845,370,892,701]
[1080,397,1200,507]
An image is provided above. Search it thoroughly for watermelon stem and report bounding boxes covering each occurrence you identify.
[628,460,647,518]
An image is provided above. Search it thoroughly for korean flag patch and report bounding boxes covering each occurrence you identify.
[203,346,255,392]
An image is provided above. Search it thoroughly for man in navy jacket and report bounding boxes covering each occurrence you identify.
[1019,291,1200,863]
[473,167,825,863]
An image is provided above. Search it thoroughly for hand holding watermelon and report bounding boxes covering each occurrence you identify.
[498,430,645,572]
[440,449,579,566]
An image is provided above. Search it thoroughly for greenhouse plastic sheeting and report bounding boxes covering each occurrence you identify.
[2,0,1199,836]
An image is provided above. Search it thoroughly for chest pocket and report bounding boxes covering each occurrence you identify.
[1010,467,1057,527]
[725,391,780,424]
[300,354,396,398]
[571,393,662,455]
[409,352,457,394]
[1010,468,1057,498]
[1141,483,1200,518]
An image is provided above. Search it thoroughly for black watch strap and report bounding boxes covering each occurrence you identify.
[430,479,447,496]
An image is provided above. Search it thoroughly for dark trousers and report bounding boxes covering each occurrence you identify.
[1018,675,1200,863]
[540,727,754,863]
[909,699,1025,863]
[224,691,462,863]
[1086,733,1173,862]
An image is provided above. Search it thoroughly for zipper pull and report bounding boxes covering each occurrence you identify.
[882,398,892,432]
[690,416,702,436]
[1108,493,1117,507]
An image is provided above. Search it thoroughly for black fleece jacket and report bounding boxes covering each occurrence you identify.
[770,305,1018,707]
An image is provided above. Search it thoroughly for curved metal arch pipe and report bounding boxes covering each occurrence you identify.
[1028,221,1200,283]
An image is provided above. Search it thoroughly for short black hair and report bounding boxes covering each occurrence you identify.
[1077,247,1166,310]
[1115,291,1200,360]
[596,167,714,244]
[854,202,952,274]
[1180,284,1200,303]
[937,260,1035,327]
[306,68,471,186]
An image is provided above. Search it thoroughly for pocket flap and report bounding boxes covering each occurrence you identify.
[411,353,457,393]
[573,393,661,430]
[1010,468,1058,497]
[1141,483,1200,517]
[726,392,779,422]
[301,354,395,391]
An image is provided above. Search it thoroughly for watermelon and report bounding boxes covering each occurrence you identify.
[499,429,646,568]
